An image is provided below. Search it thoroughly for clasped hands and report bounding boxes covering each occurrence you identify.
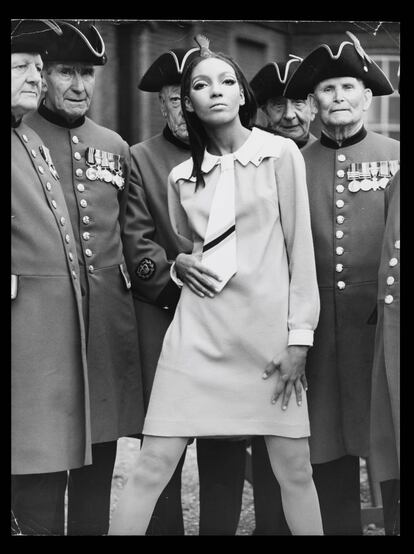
[263,345,309,410]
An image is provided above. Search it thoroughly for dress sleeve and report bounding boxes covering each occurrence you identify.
[274,139,320,346]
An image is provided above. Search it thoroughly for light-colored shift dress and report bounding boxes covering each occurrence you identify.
[143,127,320,438]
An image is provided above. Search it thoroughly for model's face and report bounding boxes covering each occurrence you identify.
[159,85,188,142]
[310,77,372,130]
[11,53,43,118]
[262,96,314,141]
[184,57,245,127]
[43,62,95,122]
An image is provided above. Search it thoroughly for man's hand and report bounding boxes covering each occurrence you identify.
[175,253,222,298]
[262,345,309,410]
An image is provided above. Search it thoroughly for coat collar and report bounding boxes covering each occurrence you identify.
[320,125,367,149]
[38,100,86,129]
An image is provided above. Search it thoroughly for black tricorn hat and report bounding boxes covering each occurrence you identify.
[11,19,63,54]
[284,32,394,98]
[41,19,106,65]
[139,47,200,91]
[250,56,303,105]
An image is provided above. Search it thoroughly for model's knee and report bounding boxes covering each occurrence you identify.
[277,452,313,488]
[130,450,174,491]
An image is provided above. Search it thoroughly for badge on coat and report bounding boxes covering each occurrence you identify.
[346,159,399,193]
[39,144,60,180]
[136,258,156,280]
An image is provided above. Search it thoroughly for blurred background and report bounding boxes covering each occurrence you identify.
[85,20,400,145]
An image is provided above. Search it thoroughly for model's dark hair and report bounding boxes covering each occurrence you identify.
[180,51,257,190]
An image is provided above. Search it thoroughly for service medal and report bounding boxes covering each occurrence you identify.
[360,162,372,191]
[86,166,98,181]
[348,181,361,193]
[378,161,390,189]
[347,162,360,192]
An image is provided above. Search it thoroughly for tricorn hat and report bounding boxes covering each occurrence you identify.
[284,32,394,98]
[41,19,106,65]
[139,47,200,91]
[11,19,63,54]
[250,56,303,105]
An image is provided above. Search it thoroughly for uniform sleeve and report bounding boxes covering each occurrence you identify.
[122,148,181,307]
[167,171,194,248]
[274,139,320,346]
[117,139,132,230]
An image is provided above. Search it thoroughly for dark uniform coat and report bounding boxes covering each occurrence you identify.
[370,171,400,481]
[302,127,400,463]
[122,128,192,407]
[12,121,92,474]
[26,106,144,444]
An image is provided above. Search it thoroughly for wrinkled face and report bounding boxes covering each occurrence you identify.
[184,57,245,127]
[11,53,43,118]
[310,77,372,130]
[159,85,188,142]
[43,62,95,122]
[262,96,314,141]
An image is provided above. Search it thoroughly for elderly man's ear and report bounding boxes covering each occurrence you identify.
[308,93,318,118]
[41,74,48,94]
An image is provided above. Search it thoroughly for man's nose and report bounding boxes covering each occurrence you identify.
[71,72,86,91]
[283,100,296,120]
[26,64,41,84]
[333,87,345,102]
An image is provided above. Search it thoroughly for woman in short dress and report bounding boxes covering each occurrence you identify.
[109,36,322,535]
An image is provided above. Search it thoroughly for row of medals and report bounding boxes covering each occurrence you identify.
[347,160,399,193]
[85,147,125,190]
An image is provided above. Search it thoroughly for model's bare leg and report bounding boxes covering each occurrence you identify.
[108,436,188,535]
[264,435,323,535]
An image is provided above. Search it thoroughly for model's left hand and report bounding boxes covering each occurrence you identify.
[262,345,309,410]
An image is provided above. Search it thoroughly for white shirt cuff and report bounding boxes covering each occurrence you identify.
[288,329,314,346]
[170,262,184,288]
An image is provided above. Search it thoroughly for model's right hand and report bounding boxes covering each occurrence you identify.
[175,253,222,298]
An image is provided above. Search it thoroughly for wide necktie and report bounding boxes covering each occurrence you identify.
[201,153,237,292]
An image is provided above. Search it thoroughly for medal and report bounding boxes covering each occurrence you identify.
[113,155,125,191]
[347,162,360,192]
[94,149,103,180]
[359,162,372,191]
[39,144,60,180]
[86,147,98,181]
[369,161,380,190]
[377,160,390,189]
[389,159,400,177]
[101,150,113,183]
[86,166,98,181]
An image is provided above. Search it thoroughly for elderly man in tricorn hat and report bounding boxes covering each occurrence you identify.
[25,19,145,535]
[11,19,94,536]
[250,55,317,151]
[121,47,248,535]
[250,32,400,535]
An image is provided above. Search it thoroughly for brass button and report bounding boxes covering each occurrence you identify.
[85,248,93,257]
[338,154,346,162]
[82,232,90,240]
[336,230,344,239]
[77,183,85,192]
[82,215,90,225]
[72,270,77,279]
[51,200,57,209]
[384,295,394,304]
[31,149,37,157]
[38,166,45,174]
[60,216,66,226]
[46,182,52,191]
[337,281,346,290]
[336,199,345,208]
[386,276,395,286]
[74,152,81,160]
[65,234,71,243]
[75,168,83,177]
[336,246,344,255]
[337,215,345,224]
[336,184,345,193]
[22,134,28,142]
[336,263,343,272]
[68,252,74,261]
[88,265,94,273]
[395,240,400,249]
[80,199,88,208]
[72,135,79,144]
[337,169,345,178]
[389,257,398,267]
